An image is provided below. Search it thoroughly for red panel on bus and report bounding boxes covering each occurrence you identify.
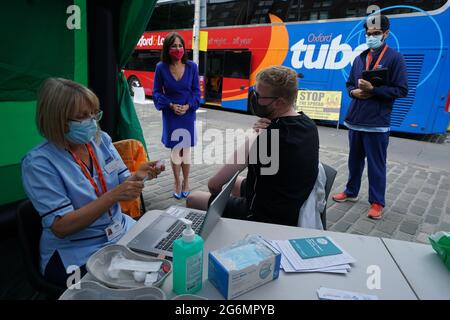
[137,27,271,79]
[222,77,249,100]
[123,70,155,96]
[445,90,450,113]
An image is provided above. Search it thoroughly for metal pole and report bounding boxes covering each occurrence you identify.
[193,0,201,65]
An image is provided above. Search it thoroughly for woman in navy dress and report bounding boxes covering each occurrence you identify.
[153,32,201,199]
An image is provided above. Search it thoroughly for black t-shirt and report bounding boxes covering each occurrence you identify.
[245,112,319,227]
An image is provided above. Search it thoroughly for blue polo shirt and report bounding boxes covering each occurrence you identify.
[21,131,136,274]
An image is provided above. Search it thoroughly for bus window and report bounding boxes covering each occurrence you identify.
[247,0,291,24]
[300,0,369,21]
[222,51,252,111]
[297,0,448,22]
[247,1,272,24]
[204,51,225,104]
[207,0,248,27]
[199,51,205,75]
[125,50,160,72]
[146,1,194,31]
[146,5,171,31]
[286,0,301,22]
[223,51,251,79]
[267,0,292,21]
[368,0,448,15]
[167,1,194,29]
[145,0,448,32]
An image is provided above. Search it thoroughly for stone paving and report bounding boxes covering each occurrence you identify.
[135,101,450,244]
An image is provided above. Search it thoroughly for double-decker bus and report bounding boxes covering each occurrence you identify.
[123,0,450,134]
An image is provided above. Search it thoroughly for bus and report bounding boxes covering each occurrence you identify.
[123,0,450,134]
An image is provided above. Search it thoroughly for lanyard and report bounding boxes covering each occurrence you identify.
[366,45,388,71]
[68,144,112,217]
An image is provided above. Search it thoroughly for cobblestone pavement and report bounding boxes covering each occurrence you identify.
[135,101,450,244]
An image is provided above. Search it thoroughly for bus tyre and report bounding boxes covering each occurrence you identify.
[127,76,141,97]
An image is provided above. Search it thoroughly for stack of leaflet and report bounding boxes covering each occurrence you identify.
[272,236,356,274]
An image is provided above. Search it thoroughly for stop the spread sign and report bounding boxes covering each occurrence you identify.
[296,90,342,121]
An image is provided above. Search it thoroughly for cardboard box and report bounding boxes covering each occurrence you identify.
[208,235,281,300]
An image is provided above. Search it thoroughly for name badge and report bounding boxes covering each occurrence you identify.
[105,220,123,242]
[104,159,121,174]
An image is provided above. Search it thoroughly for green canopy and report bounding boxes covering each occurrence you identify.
[0,0,156,205]
[116,0,157,153]
[0,0,87,205]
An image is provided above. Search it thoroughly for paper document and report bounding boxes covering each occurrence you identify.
[289,237,342,259]
[272,237,355,274]
[317,287,378,300]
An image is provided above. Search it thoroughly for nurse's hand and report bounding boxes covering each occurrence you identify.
[134,161,165,181]
[110,180,144,201]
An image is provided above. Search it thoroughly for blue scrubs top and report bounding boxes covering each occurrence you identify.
[21,131,136,274]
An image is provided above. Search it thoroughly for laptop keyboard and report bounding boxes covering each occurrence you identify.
[155,211,205,252]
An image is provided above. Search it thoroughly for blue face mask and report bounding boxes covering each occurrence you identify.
[66,118,98,144]
[366,35,384,49]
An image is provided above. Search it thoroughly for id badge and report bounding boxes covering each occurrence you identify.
[105,220,123,242]
[104,159,121,174]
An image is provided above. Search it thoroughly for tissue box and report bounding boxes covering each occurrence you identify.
[208,235,281,300]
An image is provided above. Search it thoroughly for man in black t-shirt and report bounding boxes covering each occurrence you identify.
[187,66,319,227]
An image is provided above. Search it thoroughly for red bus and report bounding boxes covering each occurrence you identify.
[123,27,259,111]
[123,0,450,133]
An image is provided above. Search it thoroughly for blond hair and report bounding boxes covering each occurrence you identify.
[255,65,298,106]
[36,78,100,148]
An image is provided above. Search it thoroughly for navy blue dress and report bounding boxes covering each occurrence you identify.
[153,60,201,148]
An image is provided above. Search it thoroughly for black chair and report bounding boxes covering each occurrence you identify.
[16,200,65,299]
[321,163,338,230]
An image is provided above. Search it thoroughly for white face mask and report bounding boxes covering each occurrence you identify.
[366,35,384,49]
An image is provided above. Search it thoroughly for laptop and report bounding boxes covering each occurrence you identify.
[127,171,239,258]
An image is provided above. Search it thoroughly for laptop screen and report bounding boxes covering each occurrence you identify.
[198,171,239,239]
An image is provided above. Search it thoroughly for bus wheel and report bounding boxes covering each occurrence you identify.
[127,76,141,96]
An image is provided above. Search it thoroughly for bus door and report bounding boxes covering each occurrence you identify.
[221,50,251,111]
[199,51,205,103]
[203,51,225,106]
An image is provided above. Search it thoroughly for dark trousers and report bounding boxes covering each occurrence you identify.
[44,251,87,288]
[344,129,389,207]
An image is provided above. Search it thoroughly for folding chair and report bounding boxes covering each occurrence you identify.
[113,139,148,218]
[16,200,65,299]
[320,163,337,230]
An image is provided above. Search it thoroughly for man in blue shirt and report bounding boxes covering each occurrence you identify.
[333,15,408,219]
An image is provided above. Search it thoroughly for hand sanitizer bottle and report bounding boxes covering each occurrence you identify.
[173,218,204,294]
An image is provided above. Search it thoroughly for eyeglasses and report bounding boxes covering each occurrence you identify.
[70,110,103,123]
[365,30,384,37]
[252,90,279,102]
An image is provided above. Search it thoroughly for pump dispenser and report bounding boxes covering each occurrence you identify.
[172,218,204,294]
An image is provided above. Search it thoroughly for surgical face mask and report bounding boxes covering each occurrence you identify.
[169,47,184,61]
[250,91,277,118]
[366,34,384,49]
[218,243,273,270]
[66,118,97,144]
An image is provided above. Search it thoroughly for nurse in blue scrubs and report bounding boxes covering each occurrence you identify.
[21,78,165,287]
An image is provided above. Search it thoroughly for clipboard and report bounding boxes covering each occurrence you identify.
[362,68,389,87]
